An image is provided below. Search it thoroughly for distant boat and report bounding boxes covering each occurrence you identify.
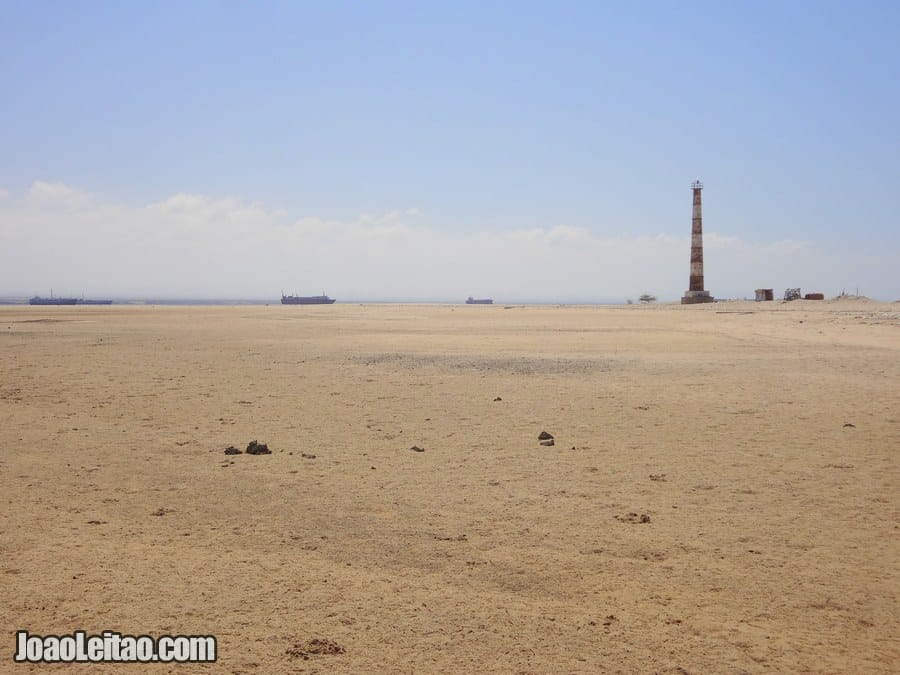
[281,293,336,305]
[466,296,493,305]
[29,291,77,305]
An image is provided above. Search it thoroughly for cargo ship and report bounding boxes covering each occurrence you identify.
[29,292,77,305]
[28,290,112,305]
[465,296,493,305]
[281,293,336,305]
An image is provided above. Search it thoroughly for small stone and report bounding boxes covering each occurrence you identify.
[538,431,554,441]
[540,439,555,447]
[410,445,425,453]
[493,397,502,401]
[843,423,855,428]
[224,446,242,455]
[245,440,272,455]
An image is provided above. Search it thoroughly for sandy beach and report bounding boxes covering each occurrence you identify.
[1,300,897,673]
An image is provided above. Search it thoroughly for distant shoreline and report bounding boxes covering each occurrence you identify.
[0,298,637,306]
[0,297,894,306]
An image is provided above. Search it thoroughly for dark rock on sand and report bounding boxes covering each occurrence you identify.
[540,439,555,447]
[224,446,242,455]
[538,431,554,441]
[410,445,425,453]
[245,440,272,455]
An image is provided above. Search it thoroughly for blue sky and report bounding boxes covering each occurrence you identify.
[0,1,897,300]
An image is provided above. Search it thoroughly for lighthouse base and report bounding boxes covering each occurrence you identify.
[681,290,714,305]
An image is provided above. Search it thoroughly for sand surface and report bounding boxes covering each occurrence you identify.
[1,300,898,673]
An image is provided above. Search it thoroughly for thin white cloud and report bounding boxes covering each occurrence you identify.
[27,181,94,209]
[0,182,896,300]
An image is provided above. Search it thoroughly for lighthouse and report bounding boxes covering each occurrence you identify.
[681,179,714,304]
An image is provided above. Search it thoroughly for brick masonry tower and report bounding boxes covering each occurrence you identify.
[681,179,714,304]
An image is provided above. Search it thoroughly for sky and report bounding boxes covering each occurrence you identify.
[0,1,897,301]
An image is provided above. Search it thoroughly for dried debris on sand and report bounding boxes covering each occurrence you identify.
[285,638,345,659]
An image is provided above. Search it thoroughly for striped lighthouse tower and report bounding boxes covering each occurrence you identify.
[681,179,714,304]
